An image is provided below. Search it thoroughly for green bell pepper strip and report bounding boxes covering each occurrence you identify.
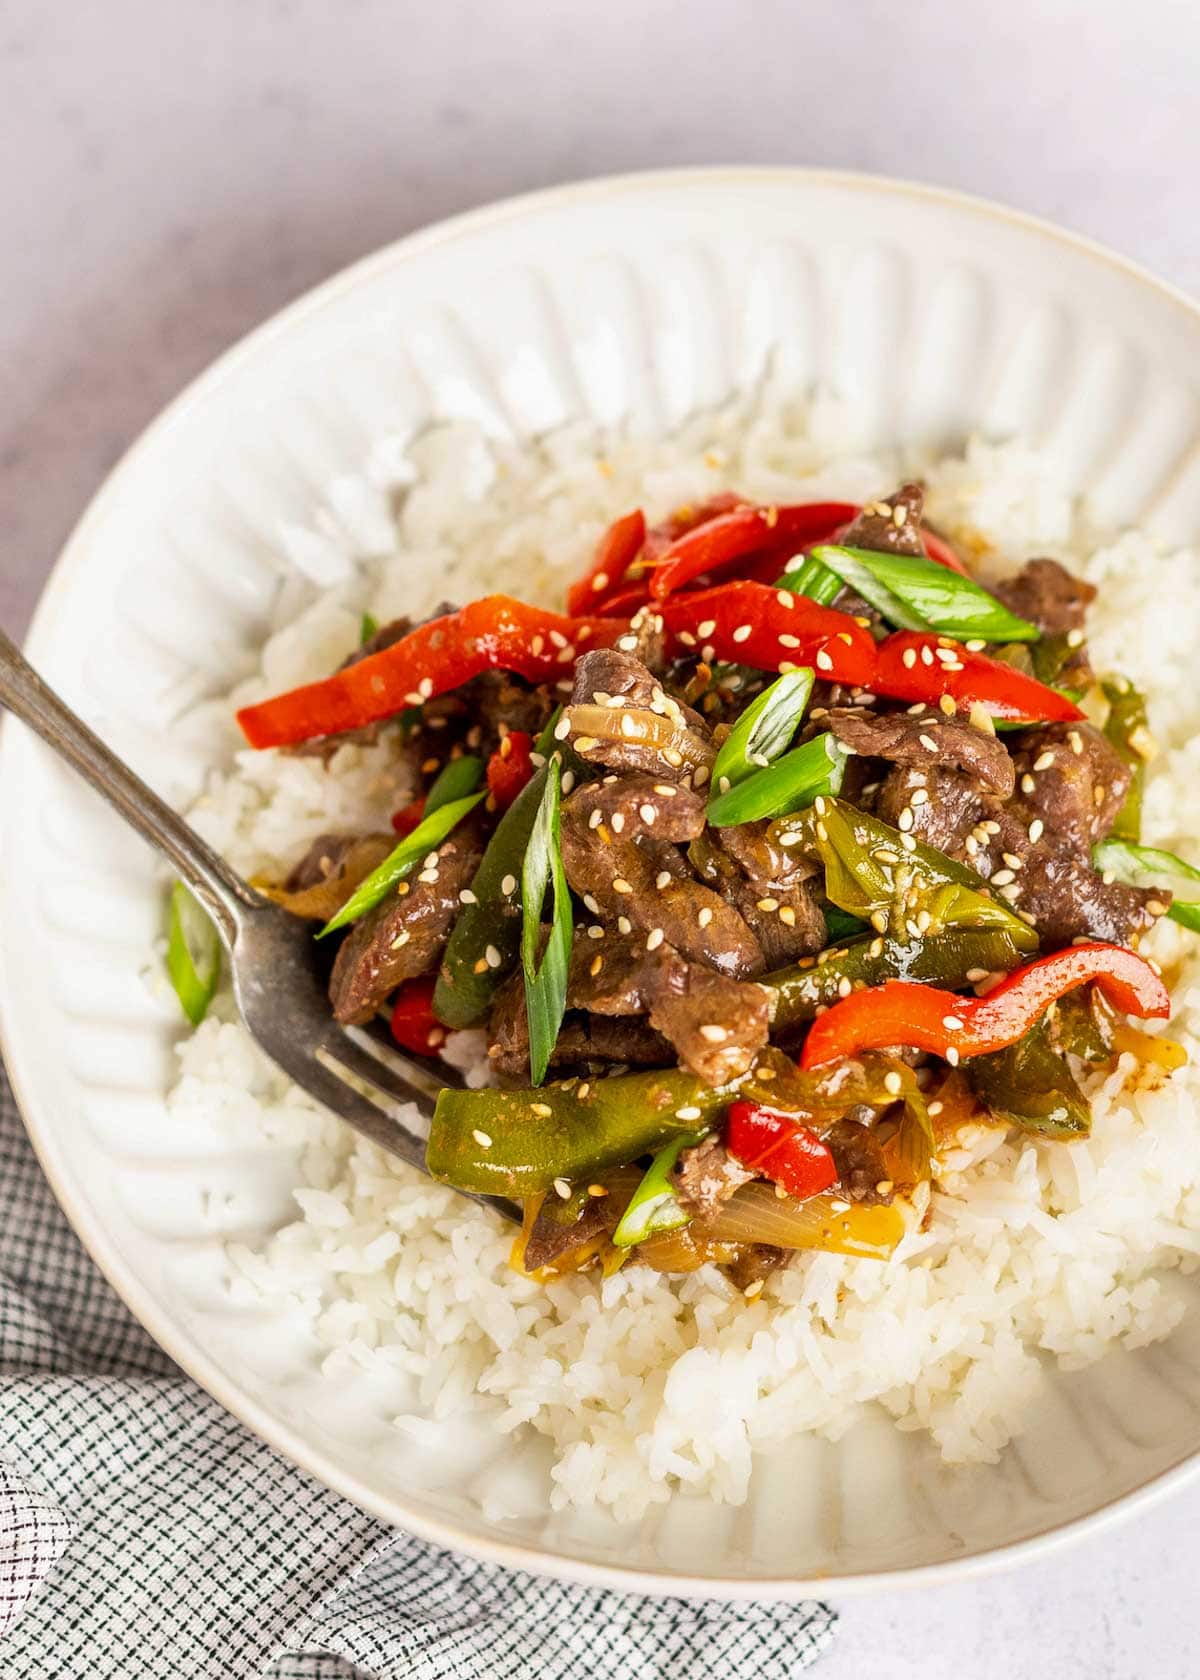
[427,1069,740,1198]
[967,1010,1092,1138]
[775,554,843,606]
[424,753,484,812]
[776,799,1039,951]
[359,611,380,644]
[1092,838,1200,933]
[765,926,1029,1030]
[318,790,485,936]
[1101,677,1150,842]
[166,882,222,1026]
[611,1131,708,1247]
[708,668,815,802]
[705,731,848,826]
[810,545,1040,642]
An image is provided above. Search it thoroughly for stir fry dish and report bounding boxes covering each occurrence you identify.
[201,483,1197,1289]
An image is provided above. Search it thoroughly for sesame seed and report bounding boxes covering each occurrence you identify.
[998,883,1022,902]
[640,803,658,825]
[484,944,502,968]
[942,1014,965,1031]
[553,714,571,740]
[837,976,853,997]
[472,1129,493,1148]
[646,927,665,951]
[473,957,489,974]
[991,868,1015,886]
[698,619,716,639]
[744,1279,765,1299]
[916,908,932,933]
[870,910,889,933]
[693,765,710,787]
[390,930,411,950]
[918,733,938,751]
[874,848,900,864]
[1028,818,1044,843]
[575,735,599,752]
[1067,627,1085,647]
[654,870,672,891]
[417,868,439,884]
[778,633,801,649]
[920,646,934,666]
[776,590,795,609]
[900,833,917,853]
[663,748,684,767]
[814,795,828,816]
[617,915,632,935]
[677,630,697,648]
[779,906,797,926]
[588,808,603,830]
[675,1105,703,1121]
[553,1178,571,1199]
[816,649,834,671]
[612,878,633,894]
[898,807,915,832]
[617,636,638,652]
[1033,750,1056,772]
[654,783,677,797]
[1068,730,1083,756]
[757,897,780,913]
[939,694,957,716]
[590,954,603,976]
[906,918,922,940]
[587,1184,608,1198]
[732,624,752,644]
[577,1083,590,1099]
[1021,773,1036,794]
[698,907,714,928]
[700,1024,729,1043]
[583,892,600,914]
[869,937,885,958]
[530,1103,552,1118]
[910,788,929,806]
[966,639,986,653]
[591,571,609,593]
[965,834,979,855]
[966,967,989,983]
[1147,899,1169,916]
[883,1070,903,1096]
[611,812,625,833]
[945,1047,961,1067]
[1002,852,1023,870]
[587,925,604,939]
[531,635,545,656]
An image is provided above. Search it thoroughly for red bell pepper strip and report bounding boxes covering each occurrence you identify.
[589,580,653,618]
[800,943,1170,1070]
[660,582,877,686]
[648,502,859,601]
[725,1100,839,1200]
[871,632,1085,722]
[485,729,535,810]
[565,509,646,617]
[236,598,630,749]
[389,976,446,1056]
[391,795,427,837]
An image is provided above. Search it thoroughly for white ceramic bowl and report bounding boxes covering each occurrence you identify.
[6,169,1200,1600]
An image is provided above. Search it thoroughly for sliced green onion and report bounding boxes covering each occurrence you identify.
[166,882,222,1026]
[775,553,843,606]
[708,668,814,805]
[359,611,380,644]
[1092,838,1200,933]
[425,753,484,813]
[611,1132,706,1247]
[811,544,1040,642]
[706,731,848,827]
[522,757,573,1085]
[319,791,485,936]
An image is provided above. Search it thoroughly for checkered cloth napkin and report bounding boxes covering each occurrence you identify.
[0,1067,835,1678]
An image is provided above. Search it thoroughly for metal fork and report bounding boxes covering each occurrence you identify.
[0,627,518,1222]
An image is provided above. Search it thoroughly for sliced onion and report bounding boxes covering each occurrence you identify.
[253,835,392,922]
[565,703,712,773]
[699,1181,904,1259]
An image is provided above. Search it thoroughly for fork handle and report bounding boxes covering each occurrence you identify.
[0,627,261,946]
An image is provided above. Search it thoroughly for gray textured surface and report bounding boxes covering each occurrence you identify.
[3,1,1200,1672]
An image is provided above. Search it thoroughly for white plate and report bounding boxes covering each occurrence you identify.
[6,168,1200,1599]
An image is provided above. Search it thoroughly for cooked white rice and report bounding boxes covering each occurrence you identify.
[168,380,1200,1521]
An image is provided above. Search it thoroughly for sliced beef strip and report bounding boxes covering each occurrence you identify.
[672,1136,755,1220]
[337,616,416,669]
[564,648,715,785]
[566,772,706,847]
[968,803,1165,948]
[567,933,771,1085]
[486,969,671,1081]
[827,707,1015,798]
[1005,721,1129,853]
[724,1245,792,1292]
[839,483,927,558]
[560,792,764,979]
[873,764,988,856]
[992,558,1095,636]
[284,833,374,894]
[689,825,827,968]
[329,820,484,1024]
[824,1118,893,1205]
[522,1192,618,1274]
